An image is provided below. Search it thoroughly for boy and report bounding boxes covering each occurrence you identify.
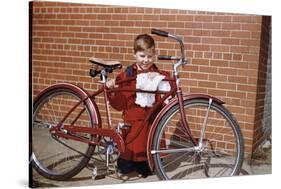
[106,34,171,178]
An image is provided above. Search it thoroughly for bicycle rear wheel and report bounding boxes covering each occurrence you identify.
[152,99,244,180]
[32,86,96,181]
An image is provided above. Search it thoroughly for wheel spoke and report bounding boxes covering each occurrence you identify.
[152,146,195,154]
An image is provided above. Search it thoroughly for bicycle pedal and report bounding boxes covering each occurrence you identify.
[122,125,131,129]
[92,166,107,180]
[116,122,131,133]
[118,123,131,129]
[93,174,106,180]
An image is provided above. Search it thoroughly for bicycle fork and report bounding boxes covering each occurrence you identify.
[177,89,197,146]
[177,90,213,151]
[196,98,213,151]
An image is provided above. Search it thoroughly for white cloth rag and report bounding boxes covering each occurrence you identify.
[135,72,171,107]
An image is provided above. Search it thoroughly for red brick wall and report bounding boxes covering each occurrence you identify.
[252,16,271,151]
[31,1,270,158]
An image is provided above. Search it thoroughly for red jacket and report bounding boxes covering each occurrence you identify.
[108,63,171,161]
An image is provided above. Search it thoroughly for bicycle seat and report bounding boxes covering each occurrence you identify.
[89,57,122,69]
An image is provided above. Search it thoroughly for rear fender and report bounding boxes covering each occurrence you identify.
[34,83,102,129]
[146,94,224,170]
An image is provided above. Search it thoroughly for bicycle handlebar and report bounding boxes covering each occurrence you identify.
[151,28,187,65]
[151,28,169,37]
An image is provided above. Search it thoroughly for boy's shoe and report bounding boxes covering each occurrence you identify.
[117,158,135,174]
[135,161,153,178]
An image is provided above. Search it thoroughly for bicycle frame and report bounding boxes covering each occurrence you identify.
[48,73,194,153]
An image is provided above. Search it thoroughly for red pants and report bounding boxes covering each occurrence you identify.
[120,120,149,162]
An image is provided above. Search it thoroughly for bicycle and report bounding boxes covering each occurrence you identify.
[31,29,244,181]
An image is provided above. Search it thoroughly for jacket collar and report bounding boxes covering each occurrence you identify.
[132,63,159,73]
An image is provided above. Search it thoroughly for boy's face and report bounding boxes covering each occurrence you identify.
[134,51,155,70]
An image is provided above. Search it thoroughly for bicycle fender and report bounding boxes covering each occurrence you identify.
[34,83,102,129]
[146,93,225,170]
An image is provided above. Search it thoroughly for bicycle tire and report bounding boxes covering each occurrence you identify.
[32,86,96,181]
[152,99,244,180]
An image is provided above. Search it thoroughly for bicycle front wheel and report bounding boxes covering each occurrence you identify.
[32,86,96,181]
[152,99,244,180]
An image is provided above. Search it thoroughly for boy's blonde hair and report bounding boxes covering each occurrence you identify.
[133,34,155,54]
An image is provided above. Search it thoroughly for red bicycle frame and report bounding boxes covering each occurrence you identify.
[48,72,198,154]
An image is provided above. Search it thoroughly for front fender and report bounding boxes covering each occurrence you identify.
[146,94,224,170]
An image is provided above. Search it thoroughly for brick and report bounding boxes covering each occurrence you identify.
[194,52,203,58]
[185,22,202,29]
[218,68,238,75]
[83,14,97,20]
[243,54,259,62]
[223,53,232,60]
[190,87,208,94]
[176,15,193,22]
[120,21,135,27]
[228,76,247,83]
[168,22,185,28]
[192,29,211,36]
[207,89,227,96]
[222,23,241,30]
[210,45,230,53]
[136,7,145,14]
[209,74,228,82]
[204,52,212,59]
[202,23,221,29]
[213,53,223,59]
[232,16,255,23]
[143,14,159,21]
[251,31,261,39]
[242,23,261,31]
[160,15,176,21]
[198,81,216,88]
[97,14,112,20]
[230,46,249,53]
[231,31,251,38]
[221,38,240,45]
[241,39,260,47]
[127,14,143,20]
[211,30,231,37]
[213,15,232,22]
[57,14,69,19]
[227,91,246,99]
[195,15,212,22]
[238,84,256,93]
[151,21,168,28]
[217,83,236,90]
[191,58,209,65]
[190,73,208,80]
[193,44,210,51]
[202,37,221,45]
[210,60,228,67]
[233,54,242,61]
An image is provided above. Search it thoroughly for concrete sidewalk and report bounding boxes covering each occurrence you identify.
[32,148,272,188]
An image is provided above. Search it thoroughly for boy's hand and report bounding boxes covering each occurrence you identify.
[106,79,116,88]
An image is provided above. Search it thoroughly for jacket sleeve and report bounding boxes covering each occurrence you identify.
[107,72,127,111]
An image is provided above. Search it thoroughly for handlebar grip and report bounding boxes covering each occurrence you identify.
[158,55,173,60]
[158,55,180,61]
[151,28,169,37]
